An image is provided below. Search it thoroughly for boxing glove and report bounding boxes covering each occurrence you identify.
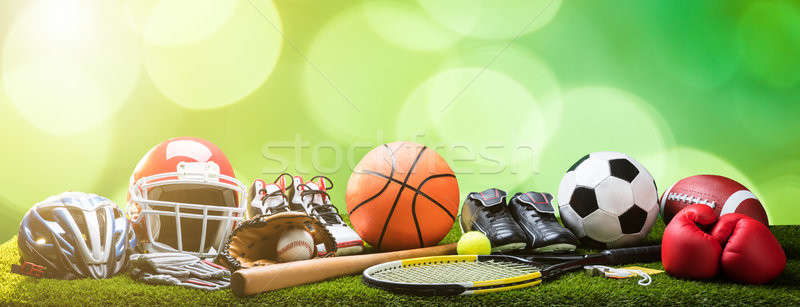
[711,213,786,284]
[661,204,721,280]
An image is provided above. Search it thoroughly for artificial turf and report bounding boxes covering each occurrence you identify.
[0,221,798,306]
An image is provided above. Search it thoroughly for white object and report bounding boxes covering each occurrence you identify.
[557,152,659,247]
[128,252,231,290]
[248,180,290,218]
[298,179,364,256]
[19,192,134,279]
[276,228,315,262]
[584,265,652,286]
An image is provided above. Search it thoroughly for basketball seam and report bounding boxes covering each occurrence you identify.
[348,144,396,215]
[355,170,456,220]
[411,173,458,247]
[412,174,458,220]
[376,146,427,249]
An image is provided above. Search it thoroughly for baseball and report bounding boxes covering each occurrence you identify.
[276,228,315,262]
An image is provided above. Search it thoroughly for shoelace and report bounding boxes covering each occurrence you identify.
[299,186,343,225]
[308,175,333,190]
[260,189,291,214]
[273,172,295,191]
[486,205,516,228]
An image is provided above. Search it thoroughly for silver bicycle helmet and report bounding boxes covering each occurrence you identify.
[15,192,136,279]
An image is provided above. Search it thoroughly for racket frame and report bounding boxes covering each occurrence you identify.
[362,245,661,296]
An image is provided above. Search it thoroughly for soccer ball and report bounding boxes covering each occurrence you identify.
[557,152,659,248]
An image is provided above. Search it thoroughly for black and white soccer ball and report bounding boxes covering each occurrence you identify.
[557,152,659,248]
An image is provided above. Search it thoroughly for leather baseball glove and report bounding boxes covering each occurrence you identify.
[217,211,337,271]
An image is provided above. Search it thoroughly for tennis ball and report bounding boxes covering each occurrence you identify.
[457,231,492,255]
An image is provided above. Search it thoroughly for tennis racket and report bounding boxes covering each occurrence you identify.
[362,245,661,296]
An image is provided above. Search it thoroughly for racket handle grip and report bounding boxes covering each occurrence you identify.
[602,245,661,264]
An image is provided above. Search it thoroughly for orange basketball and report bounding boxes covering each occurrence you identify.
[346,142,459,251]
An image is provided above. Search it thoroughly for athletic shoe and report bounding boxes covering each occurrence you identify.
[248,179,292,218]
[299,176,364,256]
[459,188,527,252]
[273,172,294,196]
[273,173,307,213]
[285,174,309,210]
[508,191,578,253]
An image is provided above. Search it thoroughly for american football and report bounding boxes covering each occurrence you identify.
[557,152,659,248]
[660,175,769,225]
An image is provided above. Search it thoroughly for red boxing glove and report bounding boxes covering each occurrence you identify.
[711,213,786,284]
[661,204,721,279]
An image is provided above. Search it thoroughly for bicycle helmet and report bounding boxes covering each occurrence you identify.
[15,192,136,279]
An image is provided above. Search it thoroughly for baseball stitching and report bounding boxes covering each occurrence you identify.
[278,240,314,259]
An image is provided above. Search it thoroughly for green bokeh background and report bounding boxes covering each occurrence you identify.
[1,0,798,242]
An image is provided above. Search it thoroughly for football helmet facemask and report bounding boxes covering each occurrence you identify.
[127,137,246,258]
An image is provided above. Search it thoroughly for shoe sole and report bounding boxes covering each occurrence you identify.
[491,242,527,253]
[460,214,526,253]
[511,209,578,254]
[532,243,576,253]
[334,245,364,256]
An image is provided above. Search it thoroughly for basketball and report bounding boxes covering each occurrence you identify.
[346,142,459,251]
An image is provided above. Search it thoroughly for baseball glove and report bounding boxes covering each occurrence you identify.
[217,211,337,271]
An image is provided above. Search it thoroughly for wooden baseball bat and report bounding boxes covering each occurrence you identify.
[231,243,457,296]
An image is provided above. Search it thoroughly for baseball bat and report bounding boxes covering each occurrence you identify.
[231,243,457,296]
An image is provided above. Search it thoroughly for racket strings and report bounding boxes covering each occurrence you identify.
[370,260,541,284]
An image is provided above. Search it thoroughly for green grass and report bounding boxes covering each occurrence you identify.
[1,221,798,306]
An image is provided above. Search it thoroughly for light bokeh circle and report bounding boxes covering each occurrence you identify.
[0,90,112,212]
[756,170,800,225]
[417,0,562,39]
[303,5,443,143]
[2,0,140,135]
[738,1,800,88]
[441,45,563,142]
[396,67,547,193]
[362,1,462,52]
[533,87,673,195]
[143,0,282,110]
[124,0,238,46]
[638,146,765,219]
[640,147,757,193]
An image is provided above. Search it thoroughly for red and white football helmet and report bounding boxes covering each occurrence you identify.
[127,137,246,258]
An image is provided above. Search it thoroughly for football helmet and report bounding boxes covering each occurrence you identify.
[127,137,246,258]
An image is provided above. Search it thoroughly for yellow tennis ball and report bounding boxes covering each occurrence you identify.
[457,231,491,255]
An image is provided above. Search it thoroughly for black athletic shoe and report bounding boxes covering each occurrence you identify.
[459,188,527,252]
[508,192,578,253]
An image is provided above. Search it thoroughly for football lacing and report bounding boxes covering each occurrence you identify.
[667,192,716,209]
